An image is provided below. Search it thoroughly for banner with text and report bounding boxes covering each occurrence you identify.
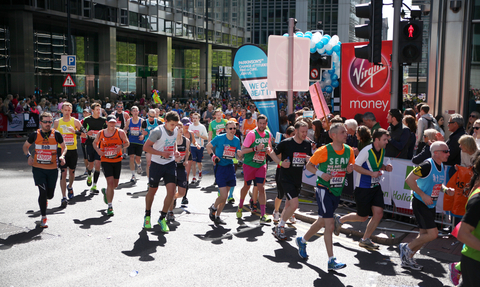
[340,41,393,129]
[233,44,279,135]
[7,114,24,132]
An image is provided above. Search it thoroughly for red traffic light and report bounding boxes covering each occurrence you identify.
[402,22,421,39]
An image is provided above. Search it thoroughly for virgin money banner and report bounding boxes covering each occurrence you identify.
[233,44,279,135]
[302,157,446,213]
[7,113,24,132]
[341,41,392,129]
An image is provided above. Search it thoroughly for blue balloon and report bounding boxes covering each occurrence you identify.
[328,69,335,75]
[332,80,339,88]
[283,33,289,37]
[333,45,341,53]
[331,74,339,81]
[316,41,324,49]
[326,49,333,55]
[304,32,313,39]
[325,86,333,93]
[337,41,342,45]
[321,37,329,45]
[310,47,317,53]
[324,35,331,41]
[295,32,304,37]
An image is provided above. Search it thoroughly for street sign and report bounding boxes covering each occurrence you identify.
[63,74,76,87]
[403,84,410,95]
[267,36,310,91]
[310,68,319,80]
[224,66,232,77]
[110,86,121,94]
[61,55,76,73]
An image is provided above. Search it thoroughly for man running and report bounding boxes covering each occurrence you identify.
[188,112,208,184]
[143,111,180,232]
[125,106,144,183]
[207,120,243,225]
[270,121,312,239]
[80,109,91,175]
[237,114,273,223]
[399,141,454,270]
[333,129,393,250]
[53,102,83,207]
[208,108,227,142]
[112,101,130,157]
[23,112,66,228]
[295,123,355,271]
[83,103,106,193]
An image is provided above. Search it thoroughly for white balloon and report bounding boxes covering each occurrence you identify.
[312,32,322,44]
[331,35,339,45]
[320,81,326,88]
[332,53,338,61]
[325,43,333,51]
[317,47,325,54]
[335,69,341,79]
[322,71,329,78]
[310,41,316,49]
[325,79,332,86]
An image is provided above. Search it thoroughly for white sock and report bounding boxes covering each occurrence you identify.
[301,237,306,244]
[108,203,112,208]
[329,256,335,261]
[279,219,286,227]
[131,170,135,176]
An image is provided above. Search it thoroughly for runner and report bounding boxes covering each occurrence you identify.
[237,114,273,223]
[141,109,162,188]
[207,120,243,225]
[179,117,201,204]
[208,108,227,142]
[333,129,393,250]
[53,102,84,207]
[295,123,355,270]
[23,112,66,228]
[167,122,190,220]
[83,103,106,193]
[80,109,91,175]
[125,106,144,183]
[399,141,455,270]
[93,115,129,216]
[270,121,312,239]
[188,112,208,184]
[112,101,130,157]
[143,111,180,232]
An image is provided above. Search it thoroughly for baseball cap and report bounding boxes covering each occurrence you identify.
[181,117,192,126]
[107,115,116,123]
[106,103,111,109]
[229,118,238,123]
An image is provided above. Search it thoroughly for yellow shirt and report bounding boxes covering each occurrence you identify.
[58,117,77,150]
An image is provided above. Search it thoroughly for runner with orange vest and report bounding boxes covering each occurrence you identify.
[23,112,67,228]
[93,115,129,216]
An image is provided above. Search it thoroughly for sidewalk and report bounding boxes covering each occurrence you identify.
[263,181,462,262]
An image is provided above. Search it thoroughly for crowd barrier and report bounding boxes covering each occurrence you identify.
[302,157,453,228]
[0,112,82,135]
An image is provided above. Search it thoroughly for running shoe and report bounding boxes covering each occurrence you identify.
[101,188,108,204]
[90,185,98,194]
[191,178,197,184]
[289,214,296,224]
[158,217,170,232]
[198,171,202,179]
[296,237,308,259]
[67,186,74,199]
[274,225,287,240]
[328,257,346,271]
[401,257,422,270]
[252,204,258,213]
[359,238,379,250]
[130,175,136,183]
[40,217,48,228]
[166,211,175,221]
[181,197,189,205]
[143,216,151,229]
[410,257,423,270]
[272,211,280,222]
[449,262,461,286]
[236,207,243,219]
[227,197,235,204]
[208,205,216,222]
[249,198,254,210]
[214,217,226,225]
[61,198,68,208]
[399,243,409,262]
[260,215,272,224]
[107,206,114,216]
[87,175,92,186]
[137,165,142,175]
[333,214,342,236]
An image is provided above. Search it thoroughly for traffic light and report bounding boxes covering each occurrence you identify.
[310,54,332,81]
[354,0,383,64]
[398,20,423,63]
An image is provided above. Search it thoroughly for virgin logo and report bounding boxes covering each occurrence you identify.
[349,56,389,94]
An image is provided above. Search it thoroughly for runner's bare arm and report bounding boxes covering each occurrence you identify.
[119,129,130,149]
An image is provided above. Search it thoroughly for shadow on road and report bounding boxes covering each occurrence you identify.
[72,211,112,229]
[26,206,65,218]
[122,229,167,261]
[194,225,233,244]
[115,181,136,190]
[234,222,265,242]
[67,189,95,205]
[0,227,44,250]
[126,190,148,198]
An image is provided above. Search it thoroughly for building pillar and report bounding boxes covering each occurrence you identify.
[200,44,212,100]
[136,41,146,97]
[9,10,35,97]
[174,49,184,99]
[98,27,116,101]
[157,36,172,101]
[231,48,241,98]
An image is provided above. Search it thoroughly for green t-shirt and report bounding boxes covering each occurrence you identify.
[316,144,352,196]
[244,129,271,168]
[208,119,228,140]
[461,188,480,262]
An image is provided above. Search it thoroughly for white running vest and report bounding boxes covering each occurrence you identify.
[151,125,178,165]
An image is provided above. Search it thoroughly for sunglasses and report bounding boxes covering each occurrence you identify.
[474,127,480,130]
[41,120,53,124]
[470,115,477,118]
[435,149,450,153]
[227,127,236,130]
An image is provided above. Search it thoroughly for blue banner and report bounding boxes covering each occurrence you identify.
[233,44,279,136]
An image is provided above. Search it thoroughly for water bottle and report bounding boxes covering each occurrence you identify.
[284,157,290,165]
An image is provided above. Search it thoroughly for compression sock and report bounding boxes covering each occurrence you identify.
[260,205,266,216]
[93,170,100,184]
[160,211,167,220]
[229,186,234,198]
[145,210,151,217]
[239,199,244,209]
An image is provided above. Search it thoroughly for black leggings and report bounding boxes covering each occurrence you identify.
[32,167,58,216]
[38,184,55,216]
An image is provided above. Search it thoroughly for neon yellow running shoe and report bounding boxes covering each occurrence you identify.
[236,207,243,219]
[158,217,170,233]
[144,216,151,229]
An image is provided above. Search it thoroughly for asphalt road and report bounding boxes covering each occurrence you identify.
[0,141,455,287]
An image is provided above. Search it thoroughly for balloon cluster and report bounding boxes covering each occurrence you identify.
[283,31,341,94]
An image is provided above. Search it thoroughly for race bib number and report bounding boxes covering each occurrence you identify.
[89,130,100,139]
[115,120,122,128]
[330,171,346,187]
[193,130,200,136]
[63,134,75,146]
[216,127,225,135]
[130,127,140,136]
[36,150,53,164]
[431,184,442,201]
[223,145,236,159]
[104,147,118,159]
[178,151,186,162]
[292,152,307,167]
[371,176,381,187]
[161,145,174,159]
[253,151,266,163]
